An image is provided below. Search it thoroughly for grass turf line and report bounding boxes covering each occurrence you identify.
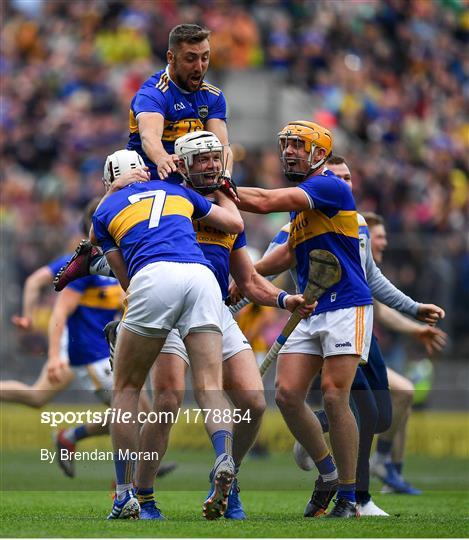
[1,451,468,537]
[0,490,468,537]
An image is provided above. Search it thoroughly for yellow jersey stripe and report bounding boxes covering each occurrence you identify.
[155,73,169,88]
[289,209,358,248]
[108,199,153,245]
[161,195,194,219]
[201,82,221,94]
[129,109,139,134]
[79,285,123,310]
[108,195,194,245]
[201,87,221,96]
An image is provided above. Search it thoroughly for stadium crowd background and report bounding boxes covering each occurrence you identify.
[1,0,468,375]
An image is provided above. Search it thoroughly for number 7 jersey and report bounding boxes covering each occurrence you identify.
[92,180,215,280]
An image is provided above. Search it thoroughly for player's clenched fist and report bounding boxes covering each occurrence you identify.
[285,295,317,318]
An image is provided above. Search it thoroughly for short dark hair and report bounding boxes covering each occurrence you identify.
[81,197,101,235]
[326,155,346,166]
[362,212,384,229]
[168,24,210,50]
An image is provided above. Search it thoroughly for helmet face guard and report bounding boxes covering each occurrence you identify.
[278,121,333,182]
[184,148,225,194]
[278,135,317,183]
[175,131,227,194]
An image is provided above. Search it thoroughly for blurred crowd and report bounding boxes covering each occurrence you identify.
[1,0,468,354]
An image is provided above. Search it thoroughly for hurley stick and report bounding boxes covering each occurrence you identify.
[259,249,342,377]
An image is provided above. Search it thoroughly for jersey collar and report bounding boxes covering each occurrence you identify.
[165,65,191,94]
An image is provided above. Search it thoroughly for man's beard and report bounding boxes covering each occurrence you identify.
[174,68,204,92]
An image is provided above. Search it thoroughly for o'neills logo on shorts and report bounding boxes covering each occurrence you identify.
[335,341,352,348]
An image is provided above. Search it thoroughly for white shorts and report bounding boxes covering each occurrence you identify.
[73,357,113,404]
[281,305,373,362]
[122,261,222,339]
[161,303,252,364]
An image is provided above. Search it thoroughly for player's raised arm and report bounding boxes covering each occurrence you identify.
[198,190,244,234]
[11,265,55,330]
[254,241,295,278]
[138,113,178,180]
[236,185,310,214]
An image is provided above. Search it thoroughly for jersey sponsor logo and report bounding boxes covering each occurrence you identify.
[174,102,186,111]
[162,118,204,142]
[193,221,238,251]
[289,209,358,248]
[335,341,352,348]
[198,105,208,118]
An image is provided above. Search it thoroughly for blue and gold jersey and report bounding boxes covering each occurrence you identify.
[93,180,214,280]
[127,68,227,183]
[193,220,247,299]
[291,170,372,314]
[67,276,121,366]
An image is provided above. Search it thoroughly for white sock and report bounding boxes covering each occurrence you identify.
[116,483,134,501]
[321,469,339,482]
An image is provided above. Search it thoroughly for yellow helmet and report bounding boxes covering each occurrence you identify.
[278,121,333,181]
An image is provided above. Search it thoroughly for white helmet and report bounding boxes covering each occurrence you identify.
[174,131,225,194]
[103,149,145,188]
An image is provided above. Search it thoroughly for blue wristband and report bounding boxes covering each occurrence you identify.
[277,291,289,309]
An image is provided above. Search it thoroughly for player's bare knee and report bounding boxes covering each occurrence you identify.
[154,390,182,417]
[392,386,414,409]
[275,386,303,412]
[322,386,349,417]
[238,391,266,421]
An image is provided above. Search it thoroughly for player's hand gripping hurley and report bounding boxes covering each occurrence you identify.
[259,249,342,376]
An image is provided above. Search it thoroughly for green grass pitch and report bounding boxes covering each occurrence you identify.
[1,449,468,537]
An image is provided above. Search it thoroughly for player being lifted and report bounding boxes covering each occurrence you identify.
[127,23,232,183]
[92,140,248,520]
[54,23,236,291]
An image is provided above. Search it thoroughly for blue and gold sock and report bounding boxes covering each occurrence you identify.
[211,430,233,457]
[136,487,154,506]
[114,454,135,500]
[314,452,338,482]
[337,482,356,503]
